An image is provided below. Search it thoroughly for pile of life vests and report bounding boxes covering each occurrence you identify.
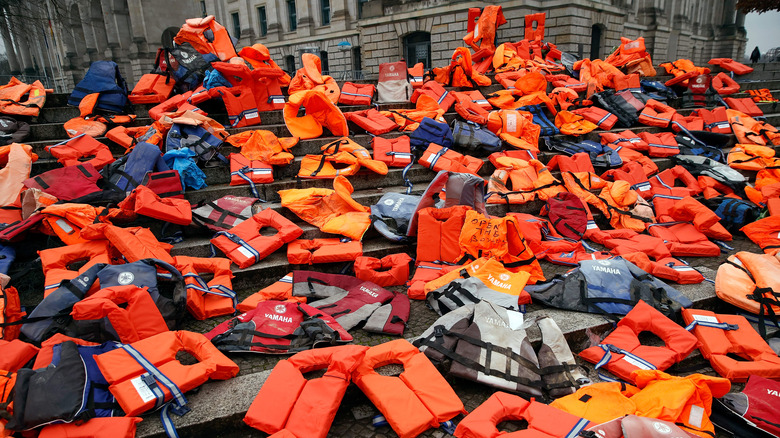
[1,5,780,438]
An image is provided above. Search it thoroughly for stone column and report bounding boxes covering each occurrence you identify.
[296,0,313,37]
[265,0,283,42]
[0,11,21,74]
[330,0,349,32]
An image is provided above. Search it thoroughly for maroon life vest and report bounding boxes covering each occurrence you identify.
[544,192,588,240]
[141,170,184,199]
[23,163,103,201]
[191,195,263,232]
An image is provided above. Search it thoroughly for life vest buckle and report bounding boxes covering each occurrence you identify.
[433,325,446,338]
[141,373,159,391]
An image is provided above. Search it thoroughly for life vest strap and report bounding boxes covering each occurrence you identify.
[594,343,657,383]
[183,273,237,307]
[230,166,268,200]
[210,231,260,263]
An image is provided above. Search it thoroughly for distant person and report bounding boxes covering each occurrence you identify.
[751,46,761,64]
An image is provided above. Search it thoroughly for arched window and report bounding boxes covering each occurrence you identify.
[320,51,329,73]
[590,24,605,59]
[404,32,431,69]
[285,55,295,72]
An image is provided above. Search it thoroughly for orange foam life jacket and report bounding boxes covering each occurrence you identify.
[40,203,108,245]
[715,251,780,322]
[174,16,237,61]
[238,43,291,86]
[458,210,545,281]
[343,108,398,136]
[353,339,465,438]
[381,95,445,131]
[0,143,35,224]
[697,106,732,134]
[354,253,413,287]
[44,134,115,170]
[724,96,764,117]
[486,156,563,204]
[298,137,388,179]
[284,90,348,139]
[71,285,169,343]
[455,391,591,438]
[550,382,640,425]
[212,61,287,112]
[555,110,598,135]
[117,185,192,225]
[571,106,618,130]
[129,73,174,104]
[225,129,297,164]
[742,215,780,254]
[649,165,702,197]
[464,5,506,53]
[229,152,273,190]
[411,81,456,112]
[211,208,303,269]
[0,77,47,117]
[173,256,235,320]
[37,417,142,438]
[727,109,780,146]
[1,276,23,341]
[279,176,371,241]
[747,88,779,103]
[371,135,412,168]
[338,82,375,106]
[38,240,112,296]
[419,143,483,175]
[432,47,491,89]
[454,94,490,125]
[728,144,779,171]
[682,308,780,382]
[636,131,680,157]
[288,53,341,103]
[204,85,262,128]
[287,238,363,265]
[237,273,302,313]
[244,345,368,438]
[708,57,754,75]
[80,223,174,264]
[94,330,239,416]
[712,72,740,95]
[580,300,699,382]
[602,161,653,198]
[148,91,199,121]
[408,63,424,88]
[638,99,686,129]
[486,109,540,151]
[416,205,470,264]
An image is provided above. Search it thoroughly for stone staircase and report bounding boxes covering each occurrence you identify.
[12,62,780,437]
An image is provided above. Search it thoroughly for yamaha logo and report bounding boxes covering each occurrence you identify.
[117,272,135,285]
[652,422,672,434]
[384,199,395,206]
[696,77,704,84]
[597,260,611,266]
[275,304,287,314]
[389,65,395,71]
[499,273,510,281]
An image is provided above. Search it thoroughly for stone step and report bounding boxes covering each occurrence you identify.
[27,118,153,142]
[134,264,725,438]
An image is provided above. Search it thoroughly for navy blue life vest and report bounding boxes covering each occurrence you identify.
[520,104,559,136]
[166,123,224,163]
[68,61,129,113]
[0,244,14,275]
[103,141,170,193]
[410,117,453,152]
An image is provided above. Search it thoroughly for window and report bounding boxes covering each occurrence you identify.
[352,46,362,72]
[358,0,369,19]
[285,55,295,72]
[320,51,329,73]
[287,0,297,31]
[257,6,267,36]
[321,0,330,25]
[403,32,431,69]
[590,24,604,60]
[200,1,207,17]
[231,12,240,39]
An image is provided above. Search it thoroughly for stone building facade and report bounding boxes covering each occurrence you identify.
[2,0,202,91]
[205,0,748,78]
[3,0,748,91]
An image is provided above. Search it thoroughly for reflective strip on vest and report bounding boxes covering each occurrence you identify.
[184,273,237,307]
[229,108,260,127]
[566,418,591,438]
[652,174,674,190]
[684,319,739,332]
[341,91,373,98]
[437,91,450,105]
[230,167,270,199]
[425,147,448,168]
[597,114,612,126]
[632,181,652,192]
[594,343,657,382]
[120,344,190,438]
[648,143,678,149]
[267,95,285,104]
[211,231,261,263]
[706,121,730,130]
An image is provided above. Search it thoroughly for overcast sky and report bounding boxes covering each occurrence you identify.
[745,11,780,57]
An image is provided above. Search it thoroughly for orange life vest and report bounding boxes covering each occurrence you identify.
[210,208,303,269]
[727,109,780,146]
[381,95,445,131]
[71,285,169,343]
[555,110,598,135]
[724,96,764,117]
[81,223,174,264]
[711,72,740,95]
[455,391,591,438]
[200,85,262,128]
[416,205,470,264]
[696,106,732,134]
[708,57,754,75]
[354,253,413,287]
[38,240,112,296]
[148,91,199,121]
[288,53,340,103]
[638,99,686,129]
[284,90,348,139]
[464,5,506,53]
[419,143,483,175]
[407,262,461,300]
[298,137,388,179]
[343,108,399,135]
[408,63,424,88]
[682,308,780,382]
[0,143,35,225]
[411,81,456,112]
[371,136,412,167]
[238,43,291,86]
[571,106,618,130]
[486,156,563,204]
[0,276,23,341]
[37,417,142,438]
[547,74,587,92]
[353,339,465,438]
[229,153,273,189]
[44,134,115,170]
[173,256,235,320]
[287,238,363,264]
[580,300,699,382]
[454,94,490,125]
[225,129,297,164]
[94,330,239,416]
[742,215,780,254]
[278,176,371,241]
[728,144,779,171]
[117,185,192,225]
[338,82,375,105]
[244,345,368,438]
[432,47,491,89]
[602,161,653,198]
[550,382,640,425]
[649,165,702,197]
[715,251,780,322]
[747,88,779,103]
[486,109,540,151]
[174,16,237,61]
[237,273,302,313]
[129,73,174,104]
[40,203,108,245]
[0,77,47,117]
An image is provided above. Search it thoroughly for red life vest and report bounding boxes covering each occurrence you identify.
[173,255,235,320]
[343,108,398,135]
[338,82,375,105]
[682,308,780,382]
[571,106,618,130]
[724,97,764,117]
[411,81,456,112]
[37,417,141,438]
[372,136,412,167]
[712,72,740,95]
[636,131,679,157]
[407,262,461,300]
[45,134,115,170]
[229,153,273,189]
[211,209,303,269]
[638,99,686,129]
[455,391,591,438]
[647,222,721,257]
[709,58,754,75]
[205,86,261,128]
[1,280,23,341]
[117,185,192,225]
[129,73,174,104]
[649,165,702,197]
[287,238,363,265]
[353,339,465,438]
[454,91,490,124]
[353,253,413,287]
[601,130,649,152]
[95,330,239,416]
[580,300,698,382]
[547,153,595,174]
[244,345,368,438]
[71,285,169,343]
[602,161,653,199]
[697,106,732,134]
